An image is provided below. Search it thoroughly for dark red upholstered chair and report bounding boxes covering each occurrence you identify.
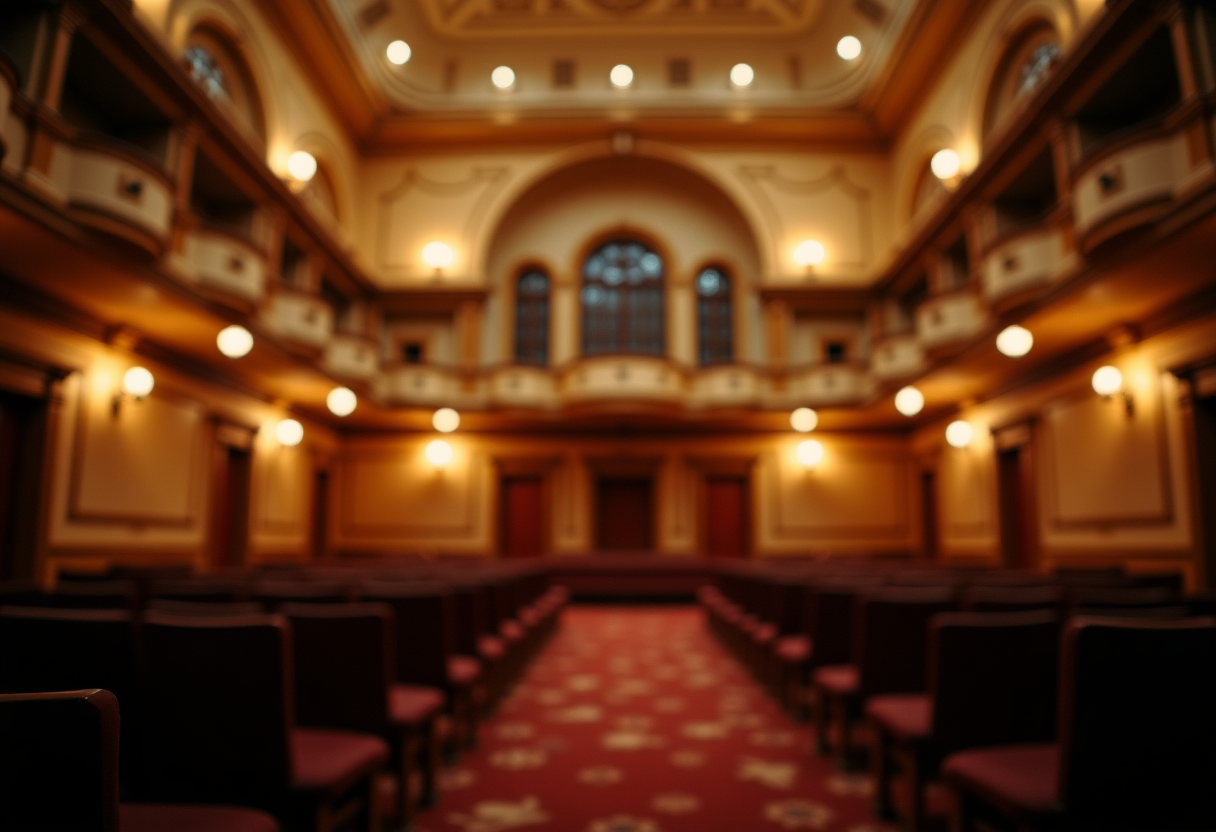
[0,580,44,606]
[868,611,1059,830]
[361,581,481,753]
[943,616,1216,832]
[0,688,278,832]
[148,578,249,603]
[1066,585,1175,611]
[280,602,443,826]
[145,599,265,616]
[961,584,1063,613]
[252,581,355,608]
[0,606,141,795]
[960,572,1053,587]
[40,579,140,610]
[139,612,389,832]
[812,586,955,766]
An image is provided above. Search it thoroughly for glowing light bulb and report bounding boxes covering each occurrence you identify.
[421,241,454,270]
[945,420,974,448]
[790,407,819,433]
[327,387,357,417]
[610,64,634,88]
[275,419,304,447]
[796,439,824,468]
[286,151,317,183]
[432,407,460,433]
[730,63,755,87]
[996,325,1034,357]
[121,366,154,398]
[931,149,961,180]
[837,36,862,60]
[426,439,453,467]
[491,66,515,89]
[894,386,925,417]
[386,40,411,65]
[216,325,253,359]
[793,240,826,267]
[1092,365,1123,396]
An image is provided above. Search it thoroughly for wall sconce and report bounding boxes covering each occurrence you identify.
[945,420,974,448]
[729,63,755,87]
[421,241,454,274]
[894,385,925,417]
[995,325,1034,358]
[216,325,254,359]
[327,387,357,417]
[275,418,304,447]
[491,65,516,90]
[796,439,824,469]
[793,240,826,271]
[285,151,317,193]
[790,407,818,433]
[432,407,460,433]
[1092,365,1133,416]
[112,366,154,414]
[426,439,453,467]
[610,64,634,88]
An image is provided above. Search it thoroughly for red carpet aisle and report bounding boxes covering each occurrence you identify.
[415,606,894,832]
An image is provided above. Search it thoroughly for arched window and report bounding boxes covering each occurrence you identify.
[183,25,266,146]
[581,239,664,356]
[514,269,550,365]
[983,23,1060,140]
[696,266,732,366]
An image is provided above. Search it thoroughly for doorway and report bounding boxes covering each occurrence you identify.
[211,444,251,569]
[997,445,1037,569]
[596,477,652,551]
[0,390,47,580]
[704,476,748,557]
[501,476,545,557]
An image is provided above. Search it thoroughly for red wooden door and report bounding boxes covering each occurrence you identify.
[502,476,544,557]
[705,476,747,557]
[597,478,652,551]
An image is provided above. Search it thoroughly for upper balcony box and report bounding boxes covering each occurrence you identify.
[981,227,1072,305]
[380,365,467,407]
[489,366,559,409]
[870,334,924,380]
[323,335,379,381]
[261,290,333,349]
[561,356,683,405]
[916,290,987,349]
[179,229,267,305]
[1073,131,1189,248]
[690,366,760,409]
[788,364,868,405]
[52,137,174,252]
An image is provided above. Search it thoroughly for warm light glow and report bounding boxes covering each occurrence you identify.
[432,407,461,433]
[610,64,634,88]
[121,366,154,399]
[836,36,862,60]
[1092,365,1123,396]
[286,151,317,183]
[730,63,755,86]
[275,419,304,447]
[426,439,453,467]
[216,325,253,358]
[421,241,454,270]
[945,420,974,448]
[931,148,961,180]
[996,325,1034,357]
[790,407,819,433]
[894,386,925,417]
[796,439,824,468]
[793,240,826,267]
[386,40,411,65]
[326,387,357,417]
[491,66,516,89]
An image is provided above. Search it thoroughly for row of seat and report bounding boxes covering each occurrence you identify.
[699,564,1216,831]
[0,565,567,832]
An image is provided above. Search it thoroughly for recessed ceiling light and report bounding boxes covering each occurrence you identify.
[730,63,754,87]
[894,386,925,417]
[491,66,516,89]
[216,325,253,359]
[610,64,634,88]
[996,325,1034,357]
[327,387,357,417]
[386,40,411,65]
[931,148,961,180]
[837,36,862,60]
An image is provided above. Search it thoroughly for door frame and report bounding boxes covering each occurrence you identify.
[594,475,655,551]
[992,421,1039,570]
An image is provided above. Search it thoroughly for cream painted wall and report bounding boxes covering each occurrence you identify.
[0,310,334,581]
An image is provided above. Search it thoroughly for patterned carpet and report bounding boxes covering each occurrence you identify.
[415,605,893,832]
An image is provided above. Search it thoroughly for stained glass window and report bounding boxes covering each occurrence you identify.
[581,240,664,356]
[696,267,732,366]
[1018,41,1060,96]
[184,46,228,100]
[514,269,550,365]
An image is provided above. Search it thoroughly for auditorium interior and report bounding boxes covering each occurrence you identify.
[1,0,1215,830]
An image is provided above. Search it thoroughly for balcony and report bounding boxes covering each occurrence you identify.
[55,136,173,254]
[916,290,987,350]
[380,365,470,408]
[323,335,379,381]
[261,290,333,350]
[488,366,559,409]
[690,365,761,409]
[175,229,267,306]
[561,356,684,406]
[870,334,924,380]
[981,226,1074,306]
[787,364,869,406]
